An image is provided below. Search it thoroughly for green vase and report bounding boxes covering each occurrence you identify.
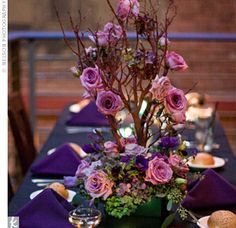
[102,198,168,228]
[133,198,167,218]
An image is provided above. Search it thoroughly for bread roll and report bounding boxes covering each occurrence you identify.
[208,210,236,228]
[69,143,87,158]
[46,182,69,199]
[192,152,215,165]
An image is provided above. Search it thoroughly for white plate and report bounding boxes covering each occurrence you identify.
[69,103,81,113]
[187,156,225,169]
[47,148,56,155]
[197,216,209,228]
[30,189,76,202]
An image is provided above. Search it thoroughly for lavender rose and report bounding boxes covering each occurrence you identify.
[116,0,139,21]
[166,51,188,71]
[85,170,114,200]
[103,22,123,44]
[104,141,119,157]
[96,90,124,116]
[168,154,189,177]
[80,66,103,91]
[149,75,172,100]
[124,143,147,156]
[89,31,108,46]
[164,87,187,123]
[75,160,90,178]
[145,157,173,185]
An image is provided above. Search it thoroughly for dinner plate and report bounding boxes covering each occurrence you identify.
[69,103,81,113]
[187,156,225,169]
[30,189,76,202]
[197,216,209,228]
[47,148,56,155]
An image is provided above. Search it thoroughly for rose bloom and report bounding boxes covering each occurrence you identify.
[159,36,170,47]
[120,135,137,146]
[75,160,90,178]
[145,157,173,185]
[96,90,124,116]
[116,0,139,21]
[164,87,187,123]
[85,170,114,200]
[166,51,188,71]
[168,154,189,177]
[104,141,119,157]
[124,143,147,156]
[89,31,108,46]
[80,66,103,91]
[103,22,123,44]
[149,75,172,100]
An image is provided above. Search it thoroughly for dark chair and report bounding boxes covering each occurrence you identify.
[8,173,14,202]
[8,92,37,175]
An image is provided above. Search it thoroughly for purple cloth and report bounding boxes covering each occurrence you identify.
[182,169,236,210]
[66,101,109,126]
[16,189,74,228]
[31,144,80,176]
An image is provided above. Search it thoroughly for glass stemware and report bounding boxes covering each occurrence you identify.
[68,207,102,228]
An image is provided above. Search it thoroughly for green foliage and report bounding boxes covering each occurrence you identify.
[161,213,175,228]
[105,196,138,218]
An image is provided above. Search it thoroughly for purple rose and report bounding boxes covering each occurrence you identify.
[96,90,124,116]
[145,157,173,185]
[166,51,188,71]
[159,136,179,149]
[104,141,119,157]
[80,66,103,91]
[135,155,149,171]
[116,0,139,21]
[164,87,187,123]
[149,75,172,101]
[89,31,108,46]
[168,154,189,177]
[75,160,90,178]
[124,143,147,156]
[103,22,123,44]
[85,170,114,200]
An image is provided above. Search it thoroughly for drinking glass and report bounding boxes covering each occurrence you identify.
[68,207,102,228]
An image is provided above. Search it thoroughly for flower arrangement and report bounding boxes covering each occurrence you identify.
[59,0,195,221]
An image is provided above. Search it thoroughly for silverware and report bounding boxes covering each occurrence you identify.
[32,179,64,183]
[36,183,56,187]
[66,126,110,134]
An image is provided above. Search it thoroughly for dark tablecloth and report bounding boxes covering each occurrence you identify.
[8,105,236,227]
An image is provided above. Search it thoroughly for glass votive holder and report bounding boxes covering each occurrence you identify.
[68,207,102,228]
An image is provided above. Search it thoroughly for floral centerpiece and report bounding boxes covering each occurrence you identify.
[59,0,196,222]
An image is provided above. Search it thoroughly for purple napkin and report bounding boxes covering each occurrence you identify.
[16,188,74,228]
[66,101,109,126]
[182,169,236,210]
[31,143,80,176]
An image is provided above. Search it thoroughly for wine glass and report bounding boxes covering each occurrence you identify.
[68,207,102,228]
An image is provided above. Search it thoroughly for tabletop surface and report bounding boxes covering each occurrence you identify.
[8,105,236,227]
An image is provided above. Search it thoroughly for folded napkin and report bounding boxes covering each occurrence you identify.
[31,143,81,176]
[182,169,236,210]
[16,189,74,228]
[66,101,109,126]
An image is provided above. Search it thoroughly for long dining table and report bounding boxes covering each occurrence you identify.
[8,104,236,227]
